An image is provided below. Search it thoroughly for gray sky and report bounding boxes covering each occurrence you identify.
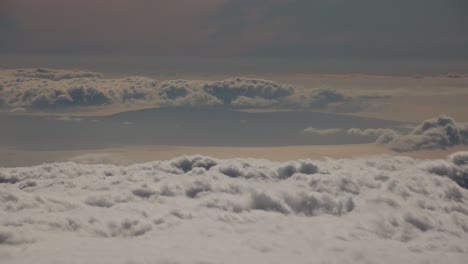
[1,0,467,59]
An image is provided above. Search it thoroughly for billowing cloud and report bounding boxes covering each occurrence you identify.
[0,153,467,263]
[0,68,368,111]
[0,68,158,109]
[348,115,468,151]
[203,77,294,105]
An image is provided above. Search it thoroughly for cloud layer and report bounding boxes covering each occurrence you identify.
[348,115,468,152]
[0,68,370,111]
[1,153,468,263]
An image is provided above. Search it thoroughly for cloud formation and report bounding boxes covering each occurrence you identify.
[0,68,367,111]
[348,115,468,151]
[0,153,467,263]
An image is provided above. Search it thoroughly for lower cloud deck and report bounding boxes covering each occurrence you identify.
[1,153,467,263]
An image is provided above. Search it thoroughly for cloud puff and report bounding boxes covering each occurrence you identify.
[203,77,294,106]
[348,115,468,152]
[284,88,371,112]
[308,88,348,108]
[0,153,467,263]
[1,69,159,109]
[0,68,369,111]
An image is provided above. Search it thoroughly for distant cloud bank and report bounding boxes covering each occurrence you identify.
[0,68,371,111]
[348,115,468,152]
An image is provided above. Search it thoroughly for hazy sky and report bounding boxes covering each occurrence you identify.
[1,0,467,59]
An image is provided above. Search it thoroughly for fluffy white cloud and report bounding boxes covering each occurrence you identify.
[0,68,369,111]
[348,115,468,152]
[0,153,467,263]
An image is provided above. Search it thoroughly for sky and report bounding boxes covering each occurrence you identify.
[1,0,467,59]
[1,2,468,264]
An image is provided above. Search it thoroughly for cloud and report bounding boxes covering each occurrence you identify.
[0,153,467,263]
[445,73,467,79]
[0,68,369,111]
[302,127,342,136]
[12,67,102,81]
[203,77,294,105]
[284,88,370,112]
[347,128,399,144]
[158,79,222,107]
[0,228,34,245]
[308,88,348,109]
[9,107,27,113]
[348,115,468,151]
[421,152,468,189]
[55,116,82,122]
[0,68,159,109]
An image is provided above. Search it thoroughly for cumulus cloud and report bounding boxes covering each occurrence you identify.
[348,115,468,152]
[203,77,294,106]
[0,68,158,109]
[0,154,467,263]
[0,68,371,111]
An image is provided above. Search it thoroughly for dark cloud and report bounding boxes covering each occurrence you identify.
[348,115,468,151]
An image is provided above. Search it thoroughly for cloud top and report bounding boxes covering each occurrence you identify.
[0,153,467,263]
[0,68,370,111]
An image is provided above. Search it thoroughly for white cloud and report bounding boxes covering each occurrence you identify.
[0,153,467,263]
